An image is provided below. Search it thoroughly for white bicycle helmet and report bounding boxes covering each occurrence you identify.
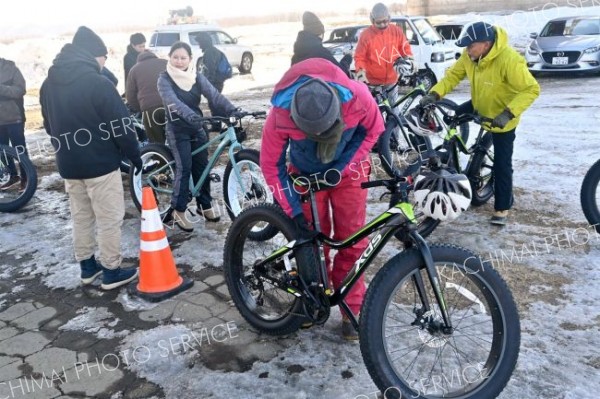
[414,169,472,221]
[405,107,443,137]
[393,57,415,77]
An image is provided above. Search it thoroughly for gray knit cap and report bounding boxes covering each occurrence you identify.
[291,78,344,163]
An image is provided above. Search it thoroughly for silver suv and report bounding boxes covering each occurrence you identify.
[148,24,254,74]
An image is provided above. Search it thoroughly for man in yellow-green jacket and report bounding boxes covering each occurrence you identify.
[420,22,540,225]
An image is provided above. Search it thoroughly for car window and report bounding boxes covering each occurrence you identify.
[394,20,418,45]
[327,28,355,43]
[155,32,180,47]
[188,31,203,46]
[413,18,443,45]
[570,18,600,36]
[541,21,567,37]
[214,31,235,45]
[436,25,463,41]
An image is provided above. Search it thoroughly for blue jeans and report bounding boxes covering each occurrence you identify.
[167,131,212,212]
[0,122,27,175]
[492,129,515,211]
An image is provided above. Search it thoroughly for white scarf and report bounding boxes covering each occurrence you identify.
[166,63,196,91]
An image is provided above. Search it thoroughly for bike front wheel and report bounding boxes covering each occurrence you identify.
[0,145,37,213]
[223,203,318,335]
[360,244,520,399]
[580,159,600,232]
[466,132,494,206]
[129,143,175,217]
[223,149,276,240]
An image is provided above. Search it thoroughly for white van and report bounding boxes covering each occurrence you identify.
[391,16,457,88]
[324,16,456,89]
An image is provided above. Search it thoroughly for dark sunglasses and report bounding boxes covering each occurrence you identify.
[374,18,390,27]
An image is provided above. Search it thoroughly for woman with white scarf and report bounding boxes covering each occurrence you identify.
[157,41,237,232]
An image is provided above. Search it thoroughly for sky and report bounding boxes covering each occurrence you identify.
[0,0,382,36]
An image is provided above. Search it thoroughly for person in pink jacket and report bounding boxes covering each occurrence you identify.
[260,58,384,340]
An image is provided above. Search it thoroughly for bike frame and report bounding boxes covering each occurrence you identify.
[144,125,249,198]
[253,187,453,331]
[432,108,494,174]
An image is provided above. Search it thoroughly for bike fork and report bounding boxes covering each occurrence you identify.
[410,231,453,330]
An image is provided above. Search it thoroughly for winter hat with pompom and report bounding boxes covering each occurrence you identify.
[72,26,108,57]
[302,11,325,37]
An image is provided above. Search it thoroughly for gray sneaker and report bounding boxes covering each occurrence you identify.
[172,209,194,232]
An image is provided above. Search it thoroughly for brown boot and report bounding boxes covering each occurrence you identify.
[490,210,508,226]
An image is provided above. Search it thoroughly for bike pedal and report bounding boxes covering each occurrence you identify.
[209,173,221,183]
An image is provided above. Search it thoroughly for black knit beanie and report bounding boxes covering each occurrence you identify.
[72,26,108,57]
[302,11,325,37]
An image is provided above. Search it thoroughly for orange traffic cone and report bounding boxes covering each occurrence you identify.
[129,187,194,302]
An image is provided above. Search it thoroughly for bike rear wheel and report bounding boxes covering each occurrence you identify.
[360,244,520,399]
[223,203,318,335]
[223,149,277,240]
[466,132,494,206]
[129,143,175,217]
[0,145,37,213]
[580,159,600,232]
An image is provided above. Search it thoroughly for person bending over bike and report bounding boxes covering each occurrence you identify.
[260,58,384,340]
[157,41,238,232]
[420,22,540,225]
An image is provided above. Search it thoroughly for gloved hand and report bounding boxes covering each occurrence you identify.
[419,92,440,107]
[293,213,317,240]
[355,69,369,84]
[230,108,246,120]
[132,157,143,176]
[491,109,514,129]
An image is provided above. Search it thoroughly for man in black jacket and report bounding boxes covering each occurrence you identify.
[40,26,142,290]
[196,32,228,93]
[291,11,350,77]
[123,33,146,86]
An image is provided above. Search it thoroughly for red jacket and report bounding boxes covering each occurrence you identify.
[260,58,384,217]
[354,25,413,85]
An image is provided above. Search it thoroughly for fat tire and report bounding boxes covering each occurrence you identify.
[0,146,37,212]
[223,203,318,335]
[129,143,174,212]
[581,159,600,232]
[223,149,277,240]
[467,132,494,206]
[360,244,520,399]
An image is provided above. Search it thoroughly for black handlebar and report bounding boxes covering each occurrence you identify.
[360,157,421,190]
[426,103,494,127]
[200,110,267,126]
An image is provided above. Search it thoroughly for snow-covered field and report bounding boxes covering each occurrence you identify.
[1,5,600,399]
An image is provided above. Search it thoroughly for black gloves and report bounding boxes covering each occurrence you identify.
[293,214,317,240]
[419,92,440,107]
[491,109,514,129]
[132,158,143,176]
[230,109,246,120]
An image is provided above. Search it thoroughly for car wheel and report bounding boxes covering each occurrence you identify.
[239,52,253,74]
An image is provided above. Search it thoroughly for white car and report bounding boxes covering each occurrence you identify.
[148,24,254,74]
